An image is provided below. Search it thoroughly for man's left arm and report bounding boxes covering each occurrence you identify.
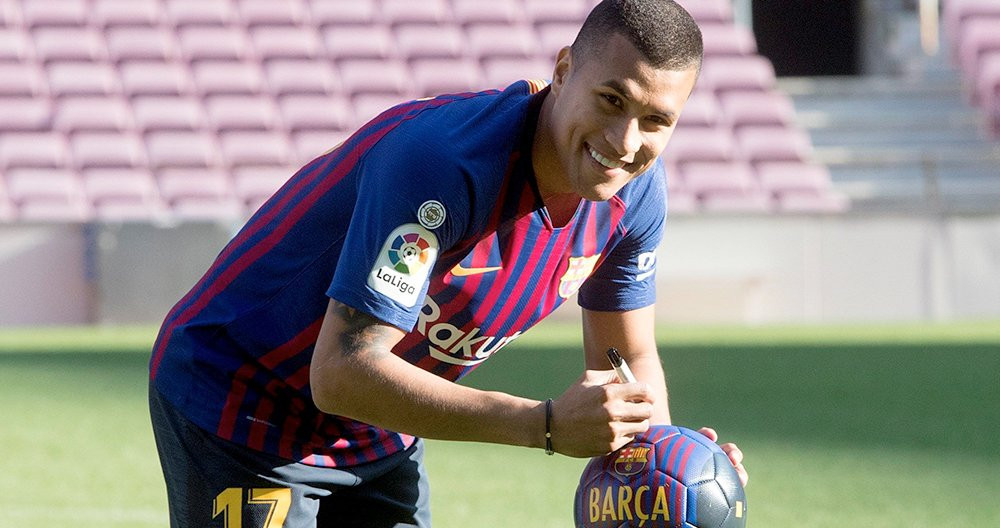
[581,304,749,486]
[582,304,669,424]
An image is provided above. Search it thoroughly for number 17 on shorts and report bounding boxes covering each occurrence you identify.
[213,488,291,528]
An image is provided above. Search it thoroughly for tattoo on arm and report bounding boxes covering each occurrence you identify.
[331,302,396,360]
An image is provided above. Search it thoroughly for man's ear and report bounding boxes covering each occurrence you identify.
[551,46,572,94]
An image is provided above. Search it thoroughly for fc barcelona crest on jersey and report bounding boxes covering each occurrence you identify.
[558,255,600,298]
[613,445,651,476]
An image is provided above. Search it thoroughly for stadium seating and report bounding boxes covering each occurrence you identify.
[945,0,1000,135]
[0,0,843,222]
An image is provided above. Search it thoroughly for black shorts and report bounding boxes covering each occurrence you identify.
[149,385,431,528]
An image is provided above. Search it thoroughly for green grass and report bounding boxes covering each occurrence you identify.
[0,321,998,527]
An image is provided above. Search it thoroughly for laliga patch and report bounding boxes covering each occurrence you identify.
[417,200,446,230]
[558,255,600,298]
[368,224,439,307]
[613,445,651,476]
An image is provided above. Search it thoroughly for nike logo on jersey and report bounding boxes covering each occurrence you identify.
[450,263,502,277]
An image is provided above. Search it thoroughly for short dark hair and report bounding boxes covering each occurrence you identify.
[571,0,703,72]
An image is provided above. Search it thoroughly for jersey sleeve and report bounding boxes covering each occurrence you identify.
[326,128,470,331]
[577,165,666,312]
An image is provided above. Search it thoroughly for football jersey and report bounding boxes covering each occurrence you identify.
[150,80,667,467]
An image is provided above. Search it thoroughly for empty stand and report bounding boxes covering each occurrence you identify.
[0,0,843,223]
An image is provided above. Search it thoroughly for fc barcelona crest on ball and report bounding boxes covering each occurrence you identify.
[613,445,650,476]
[559,255,600,298]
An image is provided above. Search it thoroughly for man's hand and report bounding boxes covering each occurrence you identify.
[698,426,749,487]
[549,370,654,457]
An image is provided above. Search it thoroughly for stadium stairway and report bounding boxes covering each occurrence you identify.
[779,39,1000,214]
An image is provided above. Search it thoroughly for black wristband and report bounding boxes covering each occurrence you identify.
[544,398,554,455]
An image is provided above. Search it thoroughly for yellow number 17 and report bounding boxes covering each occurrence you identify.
[213,487,292,528]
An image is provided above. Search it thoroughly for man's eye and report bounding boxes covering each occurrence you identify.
[602,93,622,107]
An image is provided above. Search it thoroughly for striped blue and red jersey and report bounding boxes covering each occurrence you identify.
[150,80,668,467]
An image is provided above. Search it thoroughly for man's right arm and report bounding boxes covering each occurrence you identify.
[308,299,653,457]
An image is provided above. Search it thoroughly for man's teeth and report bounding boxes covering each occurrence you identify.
[589,147,626,169]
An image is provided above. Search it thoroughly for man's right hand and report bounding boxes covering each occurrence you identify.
[548,370,654,457]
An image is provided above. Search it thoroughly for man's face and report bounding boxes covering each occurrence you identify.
[543,32,699,201]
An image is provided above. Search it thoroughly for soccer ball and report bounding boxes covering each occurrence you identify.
[574,425,747,528]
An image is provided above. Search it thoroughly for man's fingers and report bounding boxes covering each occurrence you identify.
[697,426,718,442]
[720,442,743,465]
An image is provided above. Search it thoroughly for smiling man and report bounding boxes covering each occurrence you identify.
[148,1,745,526]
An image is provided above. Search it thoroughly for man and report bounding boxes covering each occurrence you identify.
[149,1,747,526]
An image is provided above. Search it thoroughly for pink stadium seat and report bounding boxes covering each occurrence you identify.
[411,58,484,96]
[700,190,775,214]
[524,0,590,25]
[379,0,450,26]
[158,168,243,221]
[106,27,180,63]
[535,23,580,62]
[4,167,83,205]
[958,18,1000,101]
[70,131,147,169]
[219,130,293,168]
[321,25,395,60]
[120,61,194,96]
[278,94,353,132]
[700,23,757,56]
[92,199,167,222]
[145,131,221,169]
[250,26,324,61]
[204,95,280,131]
[662,125,736,164]
[157,167,231,202]
[700,56,777,94]
[719,90,796,128]
[0,97,52,131]
[0,1,22,27]
[338,59,412,96]
[450,0,524,26]
[17,196,92,222]
[237,0,307,27]
[20,0,87,29]
[681,160,757,196]
[131,95,206,132]
[0,28,31,62]
[678,91,724,128]
[46,62,121,97]
[191,60,265,95]
[32,27,107,63]
[177,26,251,62]
[0,63,47,97]
[735,126,813,164]
[165,0,238,28]
[676,0,732,24]
[292,129,351,163]
[92,0,163,28]
[481,57,553,89]
[53,97,133,133]
[82,168,159,206]
[756,161,834,195]
[265,60,339,95]
[776,190,850,213]
[944,0,1000,52]
[309,0,378,27]
[977,53,1000,135]
[0,131,69,169]
[394,24,465,60]
[467,24,538,61]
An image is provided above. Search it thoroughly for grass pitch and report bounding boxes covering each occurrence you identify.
[0,321,997,527]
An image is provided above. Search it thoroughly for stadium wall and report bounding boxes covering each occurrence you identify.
[1,214,999,327]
